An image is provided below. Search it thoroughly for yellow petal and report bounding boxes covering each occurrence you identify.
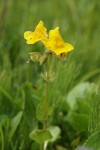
[53,43,74,55]
[49,27,63,43]
[26,38,38,44]
[24,20,47,45]
[43,27,74,55]
[64,43,74,52]
[49,27,59,38]
[24,31,34,40]
[35,20,47,37]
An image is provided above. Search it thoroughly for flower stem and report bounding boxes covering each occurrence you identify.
[42,54,51,150]
[43,54,51,129]
[43,79,48,130]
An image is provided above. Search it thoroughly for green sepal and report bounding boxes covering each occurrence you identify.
[41,70,55,82]
[39,54,47,65]
[29,52,47,65]
[29,52,41,62]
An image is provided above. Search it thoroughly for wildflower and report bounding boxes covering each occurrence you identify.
[42,27,74,55]
[24,20,74,56]
[24,20,47,44]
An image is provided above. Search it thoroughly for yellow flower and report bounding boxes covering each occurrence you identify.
[24,21,74,56]
[24,21,47,44]
[42,27,74,55]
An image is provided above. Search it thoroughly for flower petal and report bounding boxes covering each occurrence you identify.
[24,31,34,40]
[64,43,74,52]
[53,43,74,55]
[49,27,63,44]
[24,21,47,45]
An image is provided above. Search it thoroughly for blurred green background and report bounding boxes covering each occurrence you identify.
[0,0,100,150]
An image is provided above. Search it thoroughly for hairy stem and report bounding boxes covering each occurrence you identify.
[42,54,51,150]
[43,54,51,130]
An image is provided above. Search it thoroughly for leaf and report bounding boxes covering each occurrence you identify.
[47,105,54,118]
[75,146,92,150]
[36,101,46,122]
[29,129,52,144]
[22,82,40,127]
[67,112,88,132]
[80,68,100,82]
[49,126,61,142]
[0,115,9,127]
[56,145,67,150]
[30,142,40,150]
[84,131,100,150]
[0,87,16,105]
[0,87,22,106]
[36,101,54,122]
[71,136,80,148]
[66,82,90,109]
[76,99,90,114]
[41,70,55,82]
[9,111,23,138]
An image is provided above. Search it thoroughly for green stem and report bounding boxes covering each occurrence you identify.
[41,141,48,150]
[43,54,51,130]
[42,54,51,150]
[0,127,4,150]
[43,80,49,130]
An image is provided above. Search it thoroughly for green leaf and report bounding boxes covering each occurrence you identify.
[22,82,40,127]
[0,87,22,106]
[47,105,54,118]
[9,111,23,138]
[36,101,54,122]
[80,68,100,82]
[84,131,100,150]
[0,87,16,105]
[30,142,40,150]
[76,99,90,114]
[75,146,92,150]
[49,126,61,142]
[41,70,55,82]
[29,129,52,144]
[36,101,46,122]
[0,115,9,127]
[56,145,67,150]
[66,82,90,109]
[67,112,88,132]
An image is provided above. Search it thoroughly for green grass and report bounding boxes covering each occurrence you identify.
[0,0,100,149]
